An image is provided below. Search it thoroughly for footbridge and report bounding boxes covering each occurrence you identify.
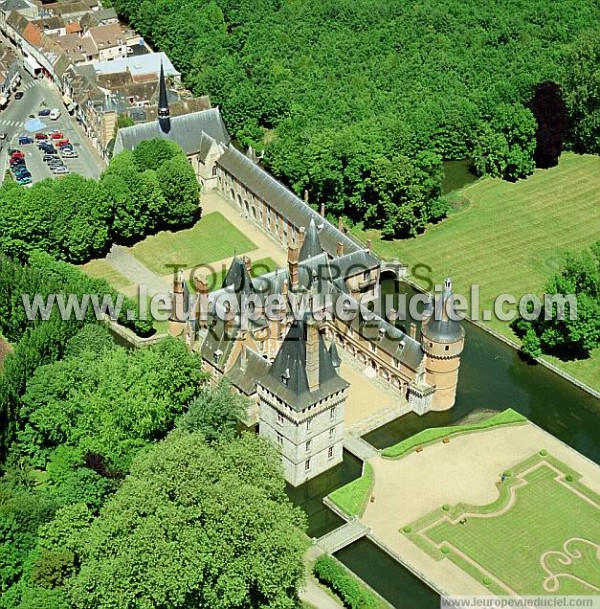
[315,519,370,554]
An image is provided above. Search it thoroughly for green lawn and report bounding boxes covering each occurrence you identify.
[130,212,257,276]
[80,259,131,291]
[328,462,375,518]
[404,453,600,595]
[352,153,600,390]
[381,409,526,459]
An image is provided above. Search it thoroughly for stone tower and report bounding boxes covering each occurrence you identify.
[257,316,348,486]
[420,278,465,410]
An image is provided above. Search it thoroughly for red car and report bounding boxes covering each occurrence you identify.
[57,139,70,147]
[10,151,24,160]
[50,132,64,140]
[35,133,48,140]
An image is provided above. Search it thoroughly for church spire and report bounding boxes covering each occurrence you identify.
[158,62,171,133]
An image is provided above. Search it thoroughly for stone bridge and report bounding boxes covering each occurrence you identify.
[380,260,408,281]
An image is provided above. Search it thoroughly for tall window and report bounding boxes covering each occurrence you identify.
[305,459,311,471]
[276,432,283,446]
[330,406,336,421]
[277,412,284,425]
[305,440,311,452]
[329,427,335,440]
[328,446,334,459]
[306,418,312,432]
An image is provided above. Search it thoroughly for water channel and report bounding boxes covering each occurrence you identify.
[290,279,600,608]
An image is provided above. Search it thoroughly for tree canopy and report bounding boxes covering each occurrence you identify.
[111,0,599,235]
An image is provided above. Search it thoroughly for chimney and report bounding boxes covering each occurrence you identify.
[367,239,372,251]
[171,270,185,322]
[297,226,305,250]
[336,241,344,257]
[304,189,309,204]
[409,322,417,339]
[282,278,289,296]
[288,245,299,289]
[338,216,344,231]
[305,317,320,392]
[244,256,252,272]
[240,344,247,371]
[320,202,325,217]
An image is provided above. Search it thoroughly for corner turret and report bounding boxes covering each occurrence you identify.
[420,278,465,410]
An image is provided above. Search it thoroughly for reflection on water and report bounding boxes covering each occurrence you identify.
[289,280,599,607]
[286,450,362,538]
[365,282,600,463]
[336,538,439,609]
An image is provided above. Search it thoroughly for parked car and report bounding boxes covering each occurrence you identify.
[49,109,61,120]
[43,154,58,161]
[18,136,33,145]
[35,133,48,140]
[38,108,51,117]
[14,91,24,100]
[50,131,64,139]
[17,177,32,185]
[40,144,57,154]
[10,151,24,160]
[52,166,69,174]
[0,133,6,140]
[56,138,70,146]
[14,169,31,178]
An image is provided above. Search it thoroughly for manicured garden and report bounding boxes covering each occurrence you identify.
[352,153,600,390]
[328,462,375,518]
[381,409,526,459]
[403,452,600,595]
[130,212,258,276]
[80,258,131,292]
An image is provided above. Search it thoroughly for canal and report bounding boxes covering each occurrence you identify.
[290,279,600,608]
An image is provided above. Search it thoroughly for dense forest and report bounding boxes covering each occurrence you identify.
[112,0,599,236]
[0,262,306,607]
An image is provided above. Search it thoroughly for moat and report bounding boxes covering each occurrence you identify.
[289,280,600,608]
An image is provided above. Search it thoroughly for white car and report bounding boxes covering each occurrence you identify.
[49,109,61,120]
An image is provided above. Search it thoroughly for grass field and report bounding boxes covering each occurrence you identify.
[404,453,600,595]
[381,409,526,459]
[328,462,375,518]
[353,153,600,390]
[131,212,257,276]
[80,259,131,291]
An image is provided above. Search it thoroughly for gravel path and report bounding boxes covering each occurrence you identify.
[106,245,170,298]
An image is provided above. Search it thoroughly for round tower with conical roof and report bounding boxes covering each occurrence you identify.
[420,278,465,410]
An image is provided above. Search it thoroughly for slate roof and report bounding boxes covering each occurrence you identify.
[227,348,270,395]
[259,317,349,411]
[0,0,33,12]
[216,145,361,257]
[299,218,322,261]
[421,280,465,344]
[222,256,255,295]
[113,107,230,156]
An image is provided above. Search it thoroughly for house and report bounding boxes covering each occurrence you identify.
[0,46,20,106]
[0,0,37,36]
[31,14,65,36]
[79,6,117,29]
[83,23,129,62]
[56,31,96,63]
[93,51,180,83]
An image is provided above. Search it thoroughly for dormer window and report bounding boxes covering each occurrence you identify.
[282,367,290,386]
[213,349,223,364]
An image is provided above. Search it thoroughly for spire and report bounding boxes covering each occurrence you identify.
[158,62,171,133]
[329,340,341,369]
[299,218,322,261]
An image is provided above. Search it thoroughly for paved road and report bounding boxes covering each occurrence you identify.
[0,62,105,184]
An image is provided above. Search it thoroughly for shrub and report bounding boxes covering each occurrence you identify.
[565,474,574,482]
[539,449,548,456]
[402,525,412,533]
[483,576,492,586]
[441,546,450,555]
[442,504,451,512]
[313,555,377,609]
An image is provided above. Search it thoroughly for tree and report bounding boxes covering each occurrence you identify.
[527,82,568,168]
[156,155,200,227]
[132,138,182,172]
[512,241,600,360]
[66,431,306,609]
[17,338,206,471]
[179,378,247,443]
[562,30,600,154]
